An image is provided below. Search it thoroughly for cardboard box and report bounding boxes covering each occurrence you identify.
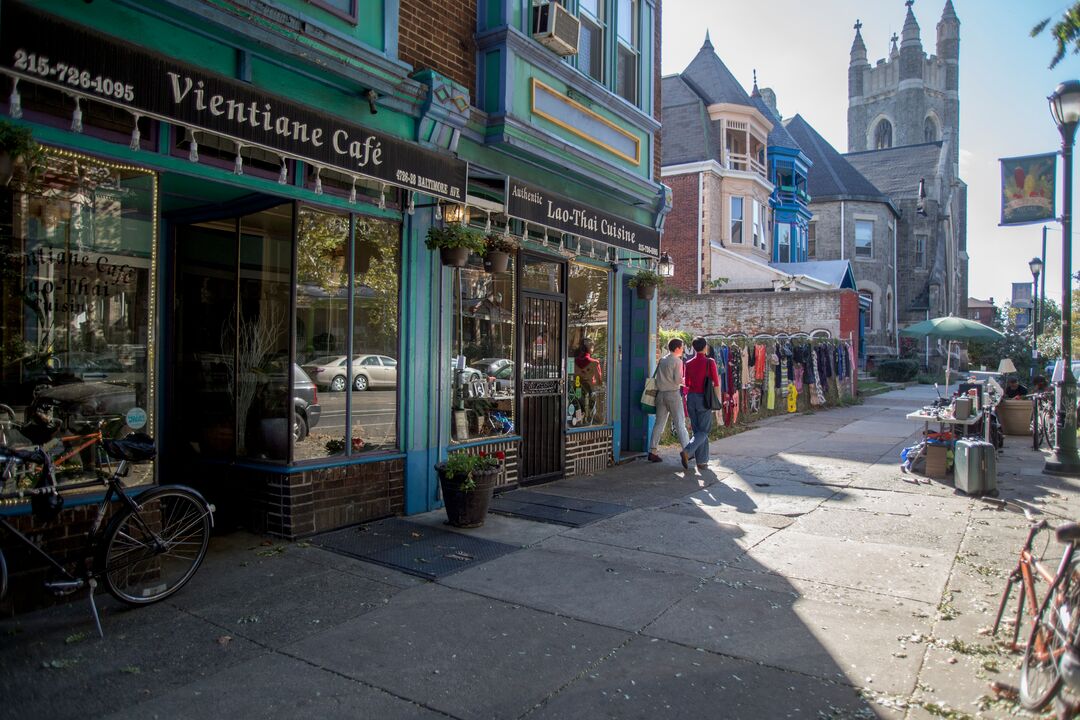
[925,444,950,478]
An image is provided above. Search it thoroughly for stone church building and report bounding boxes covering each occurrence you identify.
[843,0,968,356]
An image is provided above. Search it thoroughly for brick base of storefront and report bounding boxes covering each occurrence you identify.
[238,459,405,539]
[449,439,520,489]
[565,429,613,477]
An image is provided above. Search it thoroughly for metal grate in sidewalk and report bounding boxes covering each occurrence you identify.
[488,489,630,527]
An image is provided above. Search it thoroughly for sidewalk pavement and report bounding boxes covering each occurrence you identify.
[3,385,1080,719]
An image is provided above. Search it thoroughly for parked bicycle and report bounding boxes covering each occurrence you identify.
[0,433,213,636]
[993,519,1058,651]
[1032,391,1057,451]
[1016,521,1080,712]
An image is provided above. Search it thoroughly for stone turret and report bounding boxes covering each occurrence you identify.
[847,20,870,151]
[937,0,960,172]
[896,1,927,148]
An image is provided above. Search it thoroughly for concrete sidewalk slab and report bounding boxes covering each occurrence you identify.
[103,652,448,720]
[681,475,838,517]
[527,634,883,720]
[644,566,936,696]
[558,507,777,565]
[284,583,630,720]
[439,540,707,631]
[739,528,955,604]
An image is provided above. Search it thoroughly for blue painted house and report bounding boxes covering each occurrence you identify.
[749,85,812,265]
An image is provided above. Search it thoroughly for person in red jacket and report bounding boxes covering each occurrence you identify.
[682,336,721,470]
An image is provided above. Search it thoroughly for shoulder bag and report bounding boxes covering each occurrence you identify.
[640,365,659,414]
[702,358,722,411]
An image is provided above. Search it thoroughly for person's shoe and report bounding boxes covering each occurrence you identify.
[697,463,709,470]
[679,451,690,470]
[647,452,662,463]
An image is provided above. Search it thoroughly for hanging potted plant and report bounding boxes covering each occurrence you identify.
[627,268,664,300]
[434,450,504,528]
[482,233,517,273]
[426,224,486,268]
[0,120,43,187]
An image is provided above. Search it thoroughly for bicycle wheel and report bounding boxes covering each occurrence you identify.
[1021,577,1069,710]
[98,485,211,605]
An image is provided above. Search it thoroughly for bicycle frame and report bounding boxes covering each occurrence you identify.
[995,520,1061,649]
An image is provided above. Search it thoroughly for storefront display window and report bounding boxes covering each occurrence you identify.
[566,263,609,428]
[294,208,400,458]
[451,255,515,443]
[0,148,156,490]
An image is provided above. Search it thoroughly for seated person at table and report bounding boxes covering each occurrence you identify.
[1003,375,1029,399]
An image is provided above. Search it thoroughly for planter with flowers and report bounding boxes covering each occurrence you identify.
[426,224,487,268]
[627,268,664,301]
[435,450,505,527]
[482,233,517,273]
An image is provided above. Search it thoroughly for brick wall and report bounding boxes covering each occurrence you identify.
[663,172,700,292]
[659,289,846,338]
[251,460,404,538]
[565,428,613,477]
[399,0,477,97]
[449,439,520,489]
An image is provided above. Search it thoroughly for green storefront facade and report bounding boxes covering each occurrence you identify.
[0,0,667,537]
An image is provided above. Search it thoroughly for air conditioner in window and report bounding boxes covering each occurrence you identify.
[532,2,580,57]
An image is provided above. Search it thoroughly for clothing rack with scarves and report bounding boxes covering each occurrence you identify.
[691,334,858,426]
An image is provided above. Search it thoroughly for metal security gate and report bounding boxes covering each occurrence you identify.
[518,292,566,483]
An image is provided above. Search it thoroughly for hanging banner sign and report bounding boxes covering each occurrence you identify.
[506,177,660,257]
[1000,152,1057,226]
[0,2,466,202]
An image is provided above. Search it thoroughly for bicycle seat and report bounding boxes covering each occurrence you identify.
[1056,522,1080,544]
[103,433,156,462]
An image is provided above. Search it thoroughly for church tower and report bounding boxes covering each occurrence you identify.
[846,1,959,170]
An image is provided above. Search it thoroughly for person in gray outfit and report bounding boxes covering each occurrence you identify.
[648,338,690,464]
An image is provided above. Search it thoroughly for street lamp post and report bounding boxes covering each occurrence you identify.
[1046,80,1080,475]
[1030,255,1044,451]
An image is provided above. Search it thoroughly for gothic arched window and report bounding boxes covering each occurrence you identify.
[874,120,892,149]
[924,116,938,143]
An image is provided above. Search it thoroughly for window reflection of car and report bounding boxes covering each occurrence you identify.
[27,381,137,435]
[469,358,512,376]
[302,354,397,392]
[293,365,321,442]
[491,362,515,392]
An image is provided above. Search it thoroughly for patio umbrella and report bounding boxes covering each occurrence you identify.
[899,316,1005,342]
[900,316,1006,390]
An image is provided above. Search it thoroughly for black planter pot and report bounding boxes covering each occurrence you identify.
[439,246,470,268]
[436,465,499,528]
[483,250,510,273]
[635,283,657,301]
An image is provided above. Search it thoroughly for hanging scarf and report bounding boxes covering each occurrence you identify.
[754,344,766,380]
[811,345,826,406]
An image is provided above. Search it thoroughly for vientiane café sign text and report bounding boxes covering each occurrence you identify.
[0,2,466,203]
[507,179,659,257]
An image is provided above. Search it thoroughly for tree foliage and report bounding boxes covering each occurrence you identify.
[1032,2,1080,69]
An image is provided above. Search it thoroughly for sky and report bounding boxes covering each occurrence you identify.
[660,0,1080,309]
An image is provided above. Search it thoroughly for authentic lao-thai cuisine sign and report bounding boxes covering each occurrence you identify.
[0,2,466,203]
[1000,153,1057,226]
[507,178,660,258]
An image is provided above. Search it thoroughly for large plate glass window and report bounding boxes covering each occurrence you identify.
[349,216,400,453]
[0,148,156,492]
[567,263,609,428]
[451,252,515,443]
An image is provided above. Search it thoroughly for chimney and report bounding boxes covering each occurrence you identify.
[759,87,779,118]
